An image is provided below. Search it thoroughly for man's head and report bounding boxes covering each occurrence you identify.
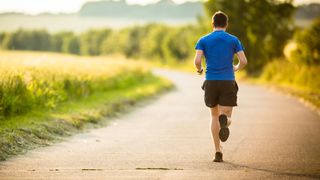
[212,11,228,29]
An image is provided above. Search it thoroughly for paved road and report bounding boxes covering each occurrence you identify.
[0,70,319,180]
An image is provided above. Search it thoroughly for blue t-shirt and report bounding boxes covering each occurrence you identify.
[195,30,244,80]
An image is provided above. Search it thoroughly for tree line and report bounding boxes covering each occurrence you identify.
[0,24,199,64]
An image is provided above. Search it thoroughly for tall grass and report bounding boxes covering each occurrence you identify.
[260,59,320,107]
[260,59,320,93]
[0,50,150,119]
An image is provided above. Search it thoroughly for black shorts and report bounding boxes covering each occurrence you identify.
[201,80,239,107]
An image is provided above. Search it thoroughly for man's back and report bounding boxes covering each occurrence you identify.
[195,30,243,80]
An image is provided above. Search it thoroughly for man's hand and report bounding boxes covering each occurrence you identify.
[197,68,203,75]
[233,64,239,72]
[194,50,204,75]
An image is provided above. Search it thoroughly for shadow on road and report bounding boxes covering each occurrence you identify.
[224,161,320,179]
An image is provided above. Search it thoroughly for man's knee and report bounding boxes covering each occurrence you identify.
[218,106,233,117]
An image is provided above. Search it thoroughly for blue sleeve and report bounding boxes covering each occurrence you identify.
[195,38,204,51]
[235,38,244,53]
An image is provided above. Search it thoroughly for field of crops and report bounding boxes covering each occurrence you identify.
[0,50,150,119]
[0,50,173,160]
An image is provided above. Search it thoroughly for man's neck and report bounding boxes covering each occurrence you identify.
[213,27,226,32]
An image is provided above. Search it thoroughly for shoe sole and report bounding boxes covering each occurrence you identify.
[219,115,229,142]
[213,152,223,162]
[213,159,223,162]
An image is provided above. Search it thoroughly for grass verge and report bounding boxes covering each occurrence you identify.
[243,60,320,109]
[0,50,174,161]
[0,75,172,161]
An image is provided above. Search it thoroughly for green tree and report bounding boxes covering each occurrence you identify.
[100,31,127,55]
[168,25,198,61]
[122,26,149,58]
[291,18,320,65]
[0,33,5,48]
[62,35,80,54]
[0,29,80,54]
[1,29,51,51]
[51,32,75,52]
[140,24,169,61]
[80,29,112,55]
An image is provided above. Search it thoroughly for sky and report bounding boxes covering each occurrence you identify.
[0,0,319,15]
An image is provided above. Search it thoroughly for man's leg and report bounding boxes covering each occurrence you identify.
[219,105,233,125]
[218,105,233,142]
[209,106,221,152]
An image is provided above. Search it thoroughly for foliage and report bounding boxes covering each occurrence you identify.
[204,0,295,71]
[290,18,320,65]
[261,59,320,93]
[0,24,200,63]
[79,29,112,55]
[259,59,320,108]
[0,66,172,161]
[51,31,80,54]
[0,50,150,118]
[1,29,51,51]
[256,17,320,108]
[0,50,173,160]
[100,30,128,55]
[101,24,199,63]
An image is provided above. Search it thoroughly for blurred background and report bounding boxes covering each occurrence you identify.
[0,0,319,67]
[0,0,319,160]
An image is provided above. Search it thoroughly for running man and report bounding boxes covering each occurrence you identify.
[194,11,247,162]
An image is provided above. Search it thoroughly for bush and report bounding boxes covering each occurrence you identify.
[51,32,80,54]
[79,29,112,55]
[291,18,320,65]
[261,59,320,93]
[1,29,51,51]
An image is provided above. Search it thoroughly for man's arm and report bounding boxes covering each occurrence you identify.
[194,50,204,74]
[234,51,247,71]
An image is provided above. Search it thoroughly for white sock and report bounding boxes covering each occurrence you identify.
[227,117,232,127]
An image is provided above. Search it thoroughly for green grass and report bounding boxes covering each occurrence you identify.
[0,50,173,161]
[0,75,173,161]
[245,59,320,109]
[0,50,153,118]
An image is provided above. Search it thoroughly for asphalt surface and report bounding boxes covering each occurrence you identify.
[0,69,319,180]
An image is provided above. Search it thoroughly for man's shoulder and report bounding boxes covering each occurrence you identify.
[198,32,241,44]
[224,32,240,41]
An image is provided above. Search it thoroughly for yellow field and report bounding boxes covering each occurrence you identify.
[0,50,150,118]
[0,50,149,76]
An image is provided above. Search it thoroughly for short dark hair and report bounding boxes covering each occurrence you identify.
[212,11,228,28]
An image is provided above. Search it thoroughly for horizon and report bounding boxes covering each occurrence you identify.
[0,0,319,15]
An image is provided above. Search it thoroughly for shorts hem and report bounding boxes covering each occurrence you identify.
[205,103,218,108]
[205,103,237,107]
[219,103,238,107]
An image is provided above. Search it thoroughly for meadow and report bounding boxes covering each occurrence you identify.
[0,50,172,160]
[0,50,149,118]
